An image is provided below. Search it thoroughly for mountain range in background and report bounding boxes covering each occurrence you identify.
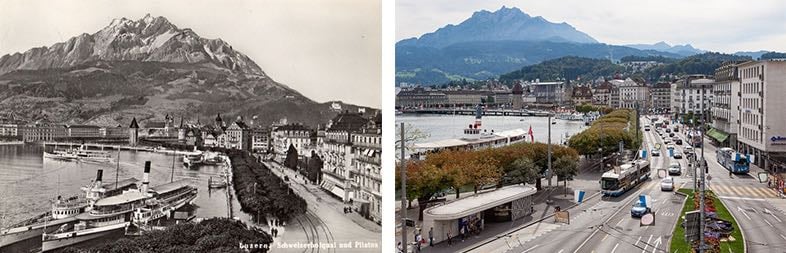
[396,6,781,86]
[624,42,705,56]
[397,6,598,48]
[0,14,374,127]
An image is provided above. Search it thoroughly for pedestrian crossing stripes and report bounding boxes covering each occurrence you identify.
[709,184,779,199]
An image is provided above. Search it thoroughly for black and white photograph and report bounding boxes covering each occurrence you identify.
[0,0,381,252]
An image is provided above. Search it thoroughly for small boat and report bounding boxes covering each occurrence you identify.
[43,150,79,161]
[201,152,223,165]
[182,147,203,169]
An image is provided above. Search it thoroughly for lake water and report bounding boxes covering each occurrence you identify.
[0,144,231,233]
[395,114,589,145]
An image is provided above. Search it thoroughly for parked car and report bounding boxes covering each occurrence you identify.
[669,162,682,175]
[661,177,675,191]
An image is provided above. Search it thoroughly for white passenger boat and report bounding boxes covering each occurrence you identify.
[0,170,136,248]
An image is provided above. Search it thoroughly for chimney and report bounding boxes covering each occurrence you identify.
[95,170,104,188]
[142,161,151,193]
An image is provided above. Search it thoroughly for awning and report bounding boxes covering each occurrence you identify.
[707,128,729,143]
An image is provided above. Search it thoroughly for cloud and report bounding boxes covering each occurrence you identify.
[396,0,786,53]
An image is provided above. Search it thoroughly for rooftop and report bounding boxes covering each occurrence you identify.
[93,190,148,206]
[424,185,537,220]
[150,179,193,194]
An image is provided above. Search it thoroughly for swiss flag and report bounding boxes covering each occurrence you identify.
[528,125,534,143]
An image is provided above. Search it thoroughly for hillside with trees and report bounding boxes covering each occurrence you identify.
[499,56,625,82]
[643,52,751,81]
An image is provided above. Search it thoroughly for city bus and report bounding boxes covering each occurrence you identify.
[600,160,651,197]
[716,147,751,174]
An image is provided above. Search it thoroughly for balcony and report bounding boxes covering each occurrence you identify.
[355,155,381,166]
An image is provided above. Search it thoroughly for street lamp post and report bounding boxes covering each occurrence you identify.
[399,123,408,251]
[548,114,552,187]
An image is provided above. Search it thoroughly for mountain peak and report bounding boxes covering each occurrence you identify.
[0,14,264,76]
[399,6,597,48]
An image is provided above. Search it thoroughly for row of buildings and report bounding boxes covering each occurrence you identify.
[707,60,786,174]
[0,110,383,223]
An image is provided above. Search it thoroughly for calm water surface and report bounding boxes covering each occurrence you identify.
[395,114,589,144]
[0,144,232,229]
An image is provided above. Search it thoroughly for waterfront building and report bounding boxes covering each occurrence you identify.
[650,82,671,114]
[395,88,448,109]
[100,126,129,139]
[592,81,613,107]
[736,60,786,170]
[527,80,565,104]
[251,127,271,153]
[571,86,593,105]
[20,125,67,142]
[0,123,18,137]
[615,78,650,111]
[511,83,524,109]
[225,120,251,151]
[319,111,371,202]
[444,90,496,107]
[65,125,102,139]
[671,75,714,122]
[129,118,139,146]
[710,62,742,148]
[272,123,312,162]
[350,113,382,223]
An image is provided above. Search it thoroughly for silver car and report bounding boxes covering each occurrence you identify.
[661,177,674,191]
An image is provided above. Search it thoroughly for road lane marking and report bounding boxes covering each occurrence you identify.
[611,243,619,253]
[764,219,774,227]
[635,236,641,246]
[749,187,768,198]
[642,234,653,253]
[718,196,765,201]
[651,236,662,253]
[764,208,783,222]
[602,234,608,241]
[523,244,540,253]
[558,249,564,253]
[736,206,752,220]
[780,234,786,240]
[616,218,624,226]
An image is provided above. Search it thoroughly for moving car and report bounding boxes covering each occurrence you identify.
[631,200,651,218]
[669,133,675,137]
[669,162,682,175]
[661,177,674,191]
[674,151,683,159]
[666,129,671,133]
[651,149,661,157]
[675,139,683,145]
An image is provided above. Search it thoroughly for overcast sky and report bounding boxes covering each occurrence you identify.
[397,0,786,53]
[0,0,380,108]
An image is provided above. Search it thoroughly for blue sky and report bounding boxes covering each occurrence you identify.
[396,0,786,53]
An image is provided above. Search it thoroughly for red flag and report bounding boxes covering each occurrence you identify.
[528,125,534,143]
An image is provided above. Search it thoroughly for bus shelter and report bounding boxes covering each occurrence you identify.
[422,185,537,244]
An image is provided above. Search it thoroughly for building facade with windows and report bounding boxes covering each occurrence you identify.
[710,62,741,148]
[736,60,786,169]
[671,75,714,122]
[650,82,671,114]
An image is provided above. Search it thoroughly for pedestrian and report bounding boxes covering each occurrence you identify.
[460,226,465,242]
[729,170,733,178]
[447,230,453,245]
[397,242,403,253]
[415,233,422,252]
[428,227,434,246]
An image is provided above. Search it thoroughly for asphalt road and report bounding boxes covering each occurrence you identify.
[695,135,786,252]
[504,116,687,253]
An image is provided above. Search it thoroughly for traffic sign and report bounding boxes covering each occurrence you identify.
[640,213,655,226]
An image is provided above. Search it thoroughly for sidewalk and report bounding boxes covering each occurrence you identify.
[395,178,600,253]
[262,160,382,233]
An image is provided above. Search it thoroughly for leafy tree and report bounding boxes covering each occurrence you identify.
[760,52,786,60]
[284,144,298,169]
[463,155,502,194]
[501,157,538,186]
[553,156,579,196]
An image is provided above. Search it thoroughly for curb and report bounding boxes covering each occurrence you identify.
[459,191,602,253]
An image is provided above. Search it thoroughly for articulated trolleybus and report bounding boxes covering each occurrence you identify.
[600,160,651,197]
[716,147,752,174]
